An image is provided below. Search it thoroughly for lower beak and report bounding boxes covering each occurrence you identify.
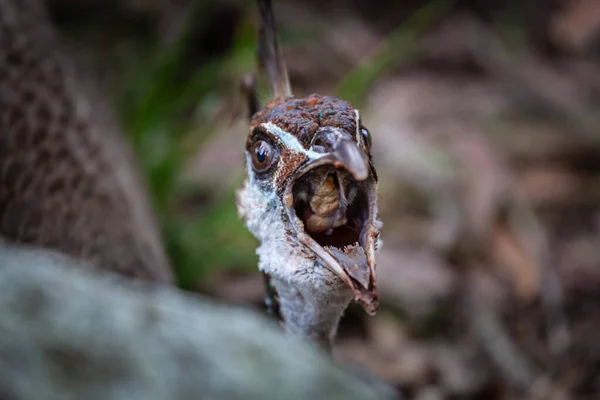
[309,240,378,315]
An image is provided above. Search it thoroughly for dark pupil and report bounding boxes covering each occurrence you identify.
[256,145,267,163]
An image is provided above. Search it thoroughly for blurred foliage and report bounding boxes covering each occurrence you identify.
[164,186,259,291]
[334,0,451,107]
[109,1,260,288]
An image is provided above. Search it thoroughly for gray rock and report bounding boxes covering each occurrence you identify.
[0,243,394,400]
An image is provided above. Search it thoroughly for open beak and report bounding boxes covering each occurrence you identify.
[283,128,379,315]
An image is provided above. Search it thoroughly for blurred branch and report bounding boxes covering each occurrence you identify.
[334,1,451,107]
[0,241,394,400]
[465,271,570,400]
[465,272,536,390]
[507,196,572,360]
[439,15,600,141]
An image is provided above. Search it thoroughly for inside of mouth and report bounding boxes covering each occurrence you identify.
[290,166,376,308]
[292,168,368,250]
[301,200,363,248]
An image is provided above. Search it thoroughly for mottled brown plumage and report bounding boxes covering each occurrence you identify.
[0,0,172,283]
[250,95,359,146]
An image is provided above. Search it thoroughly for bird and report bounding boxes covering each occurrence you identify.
[237,0,381,350]
[0,0,172,283]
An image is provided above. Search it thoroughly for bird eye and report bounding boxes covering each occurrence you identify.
[361,128,372,150]
[251,140,274,171]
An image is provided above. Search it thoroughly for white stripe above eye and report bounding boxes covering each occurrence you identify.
[262,122,325,160]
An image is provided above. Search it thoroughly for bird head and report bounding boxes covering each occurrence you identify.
[237,94,379,315]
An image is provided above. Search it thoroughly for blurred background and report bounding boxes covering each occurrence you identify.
[44,0,600,398]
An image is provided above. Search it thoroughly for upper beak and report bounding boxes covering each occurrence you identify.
[314,127,370,181]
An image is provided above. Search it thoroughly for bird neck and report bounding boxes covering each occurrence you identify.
[270,276,354,351]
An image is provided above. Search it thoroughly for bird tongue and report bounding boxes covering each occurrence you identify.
[326,243,370,290]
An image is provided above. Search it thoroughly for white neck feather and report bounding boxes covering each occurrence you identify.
[271,276,353,350]
[237,179,355,349]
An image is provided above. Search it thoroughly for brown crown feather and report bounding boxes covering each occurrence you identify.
[249,94,358,148]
